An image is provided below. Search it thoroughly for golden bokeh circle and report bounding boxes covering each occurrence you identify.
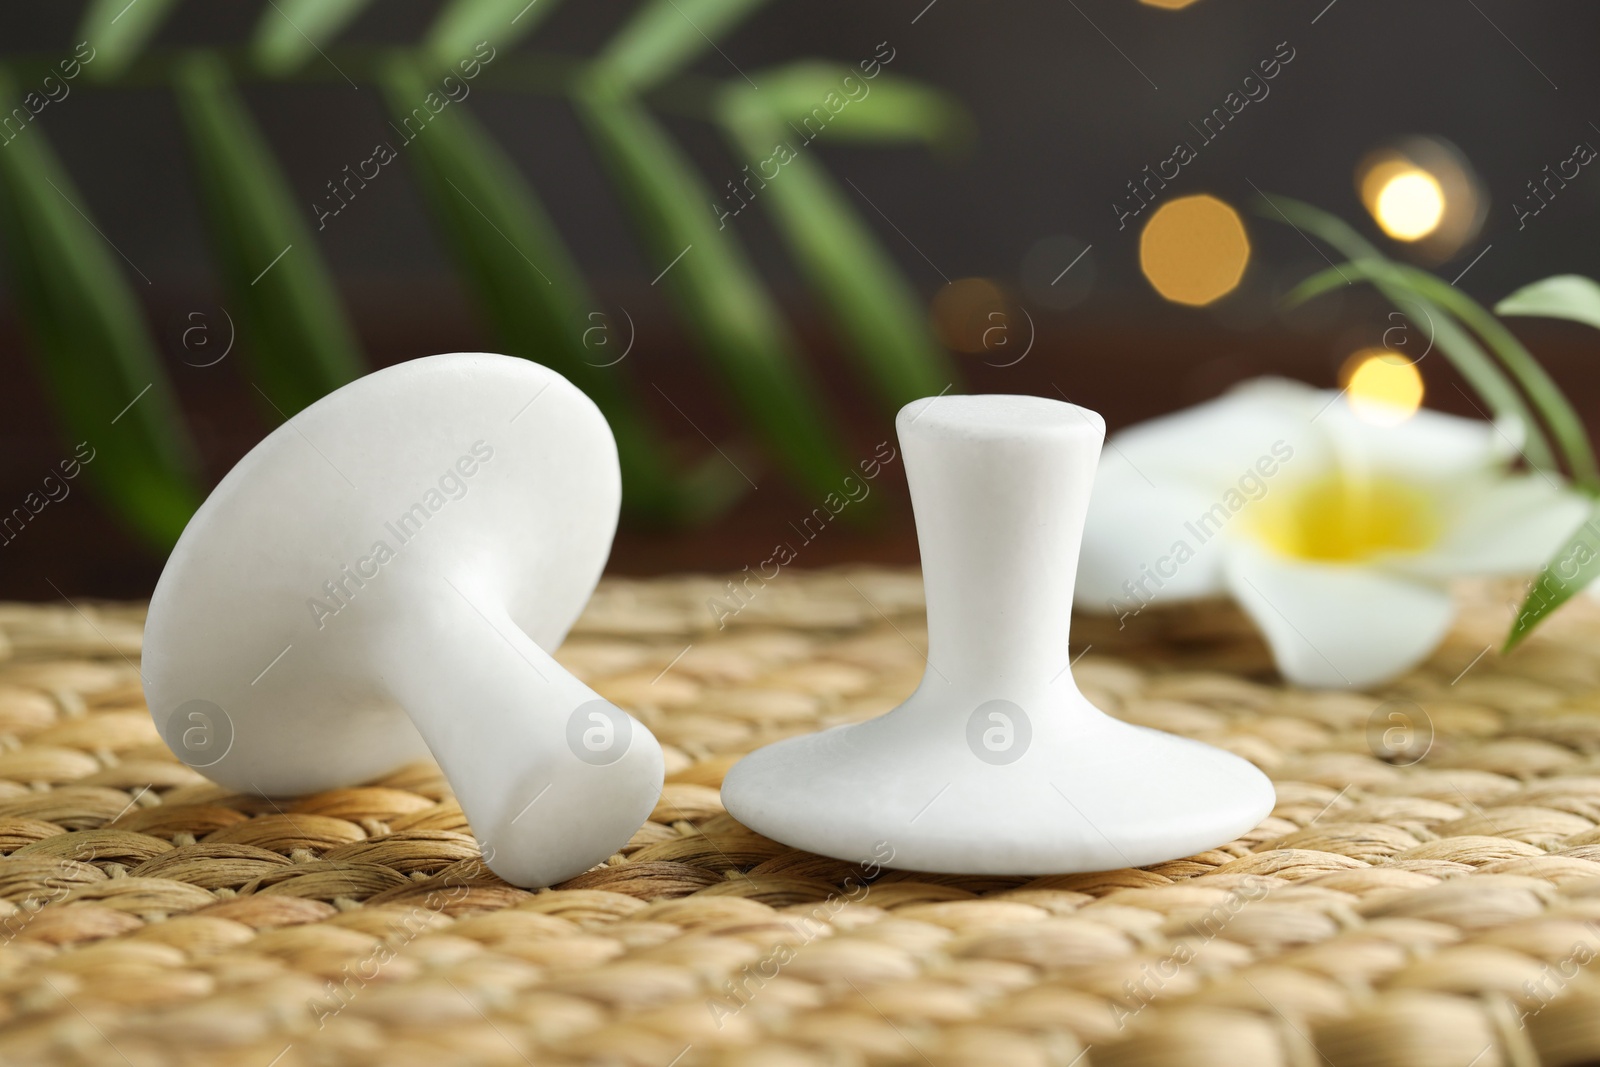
[1354,139,1484,259]
[930,277,1013,354]
[1340,348,1425,426]
[1363,164,1446,241]
[1138,194,1251,307]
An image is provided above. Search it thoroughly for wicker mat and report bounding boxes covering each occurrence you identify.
[4,569,1600,1066]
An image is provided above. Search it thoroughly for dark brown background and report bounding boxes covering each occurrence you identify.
[3,1,1598,598]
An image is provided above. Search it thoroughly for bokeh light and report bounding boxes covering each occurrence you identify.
[930,277,1013,354]
[1365,164,1446,241]
[1356,138,1485,260]
[1138,194,1250,307]
[1341,349,1425,426]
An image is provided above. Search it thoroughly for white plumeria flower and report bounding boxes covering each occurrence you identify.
[1075,377,1589,688]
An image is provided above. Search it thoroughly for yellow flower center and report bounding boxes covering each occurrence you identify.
[1247,471,1440,562]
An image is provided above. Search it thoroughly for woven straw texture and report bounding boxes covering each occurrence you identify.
[3,569,1600,1067]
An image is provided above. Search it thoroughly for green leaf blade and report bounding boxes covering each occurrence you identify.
[1506,503,1600,650]
[380,59,743,525]
[425,0,564,70]
[0,74,200,547]
[251,0,374,76]
[1389,265,1600,493]
[737,62,972,146]
[174,52,366,418]
[1259,195,1558,474]
[718,88,956,408]
[591,0,770,94]
[1283,264,1348,308]
[1495,274,1600,331]
[575,85,856,501]
[79,0,181,81]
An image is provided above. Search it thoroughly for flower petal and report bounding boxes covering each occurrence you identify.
[1224,541,1456,689]
[1386,475,1593,580]
[1076,463,1230,611]
[1111,378,1336,493]
[1080,378,1337,612]
[1318,395,1517,485]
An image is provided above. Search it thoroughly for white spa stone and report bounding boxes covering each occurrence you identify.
[721,394,1275,874]
[143,352,663,888]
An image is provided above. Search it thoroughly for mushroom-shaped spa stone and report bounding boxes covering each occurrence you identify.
[143,353,663,887]
[721,394,1275,874]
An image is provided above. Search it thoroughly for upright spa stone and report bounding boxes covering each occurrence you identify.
[722,393,1276,874]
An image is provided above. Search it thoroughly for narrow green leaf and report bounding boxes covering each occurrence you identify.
[1496,274,1600,332]
[174,52,365,418]
[1260,195,1557,473]
[735,62,972,147]
[1505,503,1600,650]
[1256,194,1388,260]
[1388,264,1599,493]
[717,87,956,409]
[1283,264,1348,308]
[251,0,374,76]
[0,73,200,547]
[1287,254,1595,488]
[1373,287,1558,470]
[425,0,564,70]
[79,0,181,81]
[574,83,856,501]
[590,0,770,94]
[379,59,743,525]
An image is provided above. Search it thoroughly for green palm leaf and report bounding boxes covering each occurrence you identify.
[1390,265,1598,491]
[1506,503,1600,651]
[79,0,180,81]
[590,0,770,94]
[0,73,200,547]
[174,52,366,418]
[1264,195,1557,473]
[576,83,855,500]
[251,0,375,76]
[425,0,564,70]
[717,79,958,410]
[1290,259,1594,488]
[381,59,744,524]
[735,62,972,146]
